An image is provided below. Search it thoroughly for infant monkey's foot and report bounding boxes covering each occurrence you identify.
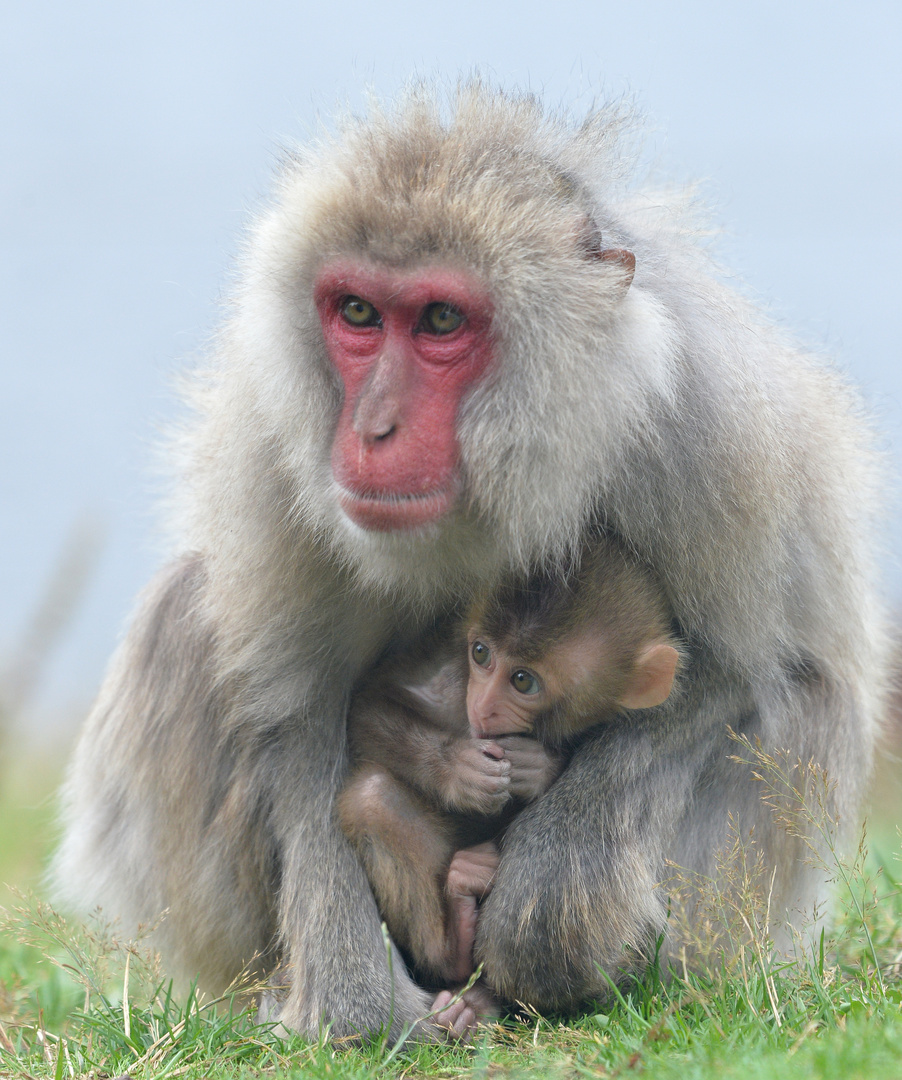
[430,981,500,1041]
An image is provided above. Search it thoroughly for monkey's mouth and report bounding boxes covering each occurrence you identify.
[336,484,455,532]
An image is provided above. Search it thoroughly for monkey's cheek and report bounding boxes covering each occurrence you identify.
[335,486,457,531]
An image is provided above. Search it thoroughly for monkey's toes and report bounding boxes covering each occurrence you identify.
[430,991,478,1041]
[459,980,502,1021]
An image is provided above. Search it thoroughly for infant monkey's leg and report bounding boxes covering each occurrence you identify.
[338,764,496,985]
[445,842,500,983]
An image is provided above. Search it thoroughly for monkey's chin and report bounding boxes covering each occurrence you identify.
[336,486,456,532]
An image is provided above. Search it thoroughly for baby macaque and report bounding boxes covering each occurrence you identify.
[338,536,680,1024]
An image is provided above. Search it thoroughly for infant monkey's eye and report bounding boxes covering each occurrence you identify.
[471,641,491,667]
[511,669,541,695]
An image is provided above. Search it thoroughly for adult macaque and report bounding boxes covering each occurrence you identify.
[339,537,679,1002]
[54,83,885,1040]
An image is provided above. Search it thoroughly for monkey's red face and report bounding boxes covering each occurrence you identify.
[315,262,495,531]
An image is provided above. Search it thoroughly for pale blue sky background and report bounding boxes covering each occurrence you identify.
[2,0,901,732]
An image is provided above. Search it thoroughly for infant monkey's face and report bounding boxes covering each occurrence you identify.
[465,619,680,742]
[465,633,559,739]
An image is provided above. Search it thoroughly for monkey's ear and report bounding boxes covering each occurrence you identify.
[576,219,636,289]
[619,643,679,710]
[598,248,636,290]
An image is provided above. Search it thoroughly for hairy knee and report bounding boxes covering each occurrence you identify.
[475,879,661,1011]
[338,765,433,847]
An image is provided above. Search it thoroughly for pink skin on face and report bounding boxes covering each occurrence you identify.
[466,637,550,739]
[315,262,495,532]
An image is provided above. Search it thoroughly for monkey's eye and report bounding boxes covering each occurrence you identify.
[420,302,464,335]
[341,296,381,327]
[471,641,491,667]
[511,669,541,696]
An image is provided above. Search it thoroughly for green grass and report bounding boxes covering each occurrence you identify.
[2,743,902,1079]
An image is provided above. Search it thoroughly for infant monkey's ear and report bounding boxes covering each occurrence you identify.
[618,643,680,710]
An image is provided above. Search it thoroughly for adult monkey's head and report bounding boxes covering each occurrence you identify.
[261,90,639,557]
[315,236,634,535]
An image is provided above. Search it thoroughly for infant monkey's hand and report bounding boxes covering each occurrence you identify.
[495,735,565,801]
[440,738,511,815]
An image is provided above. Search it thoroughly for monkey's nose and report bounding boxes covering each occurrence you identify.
[354,407,399,445]
[470,707,503,738]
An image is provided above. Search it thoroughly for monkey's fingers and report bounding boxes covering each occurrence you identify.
[445,744,511,813]
[458,741,510,775]
[447,842,500,895]
[499,737,565,799]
